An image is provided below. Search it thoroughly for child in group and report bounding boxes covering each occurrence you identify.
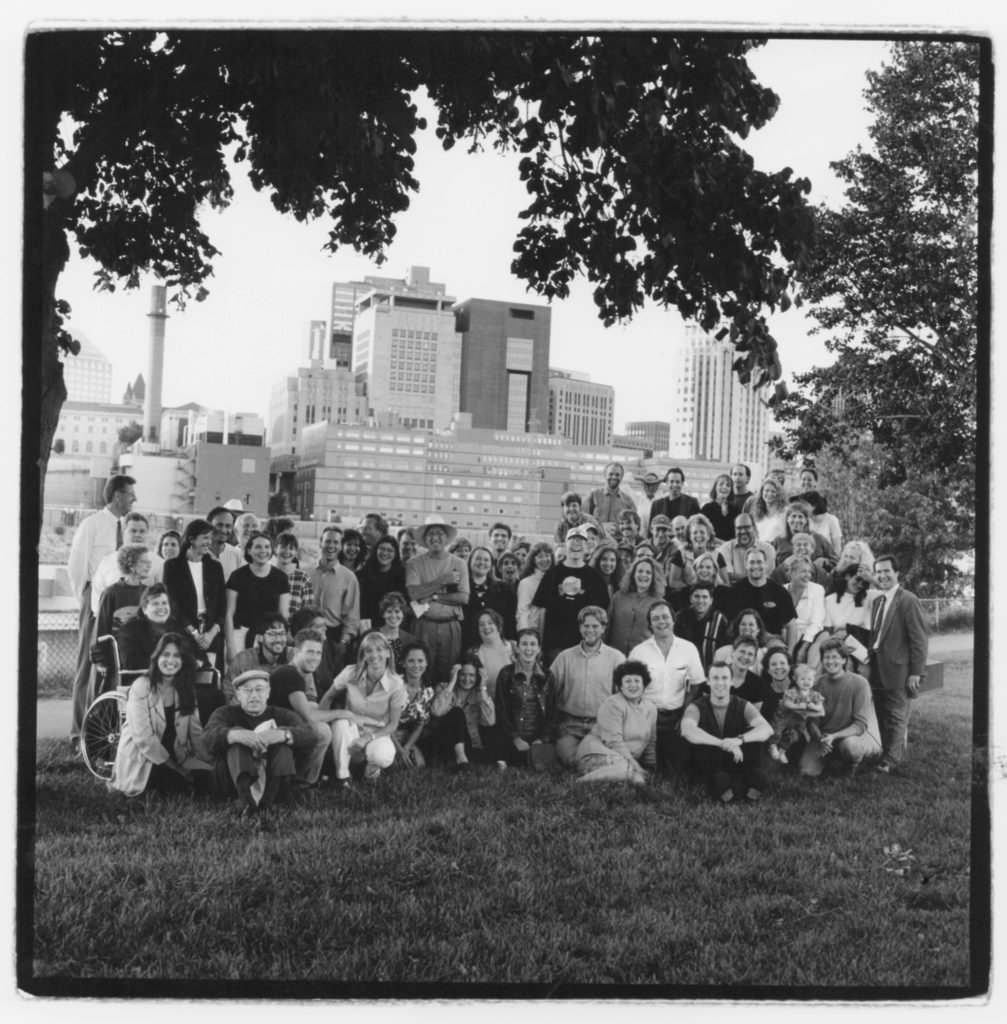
[769,664,825,764]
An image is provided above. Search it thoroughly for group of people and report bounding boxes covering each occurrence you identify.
[63,461,929,821]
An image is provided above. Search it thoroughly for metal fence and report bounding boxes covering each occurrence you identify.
[918,598,975,632]
[38,610,80,690]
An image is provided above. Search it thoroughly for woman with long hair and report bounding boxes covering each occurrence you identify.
[320,631,406,786]
[773,501,837,570]
[607,555,666,655]
[356,533,407,629]
[468,608,515,701]
[163,518,227,665]
[801,489,844,556]
[823,562,874,678]
[745,478,788,543]
[394,640,437,767]
[427,653,497,769]
[462,546,516,647]
[337,528,367,574]
[702,473,736,542]
[516,542,554,634]
[109,632,211,797]
[590,541,623,600]
[224,531,291,661]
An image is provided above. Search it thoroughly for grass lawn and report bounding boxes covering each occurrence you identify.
[22,655,985,998]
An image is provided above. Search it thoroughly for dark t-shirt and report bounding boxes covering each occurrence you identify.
[726,579,797,637]
[268,663,311,712]
[226,566,291,630]
[532,562,610,654]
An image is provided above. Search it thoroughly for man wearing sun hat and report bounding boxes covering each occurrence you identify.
[405,515,470,680]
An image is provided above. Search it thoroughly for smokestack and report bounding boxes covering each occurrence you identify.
[143,285,168,444]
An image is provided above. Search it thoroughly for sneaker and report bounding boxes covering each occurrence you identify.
[875,761,892,775]
[746,787,762,801]
[334,777,353,790]
[363,764,382,782]
[777,750,789,765]
[453,760,472,773]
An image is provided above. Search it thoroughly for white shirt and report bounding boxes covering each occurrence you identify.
[790,581,826,643]
[188,559,206,616]
[67,507,119,603]
[629,634,706,711]
[90,550,165,613]
[210,543,244,583]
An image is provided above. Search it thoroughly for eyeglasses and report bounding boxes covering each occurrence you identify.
[263,630,287,639]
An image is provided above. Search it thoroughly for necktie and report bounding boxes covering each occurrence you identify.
[871,594,887,648]
[115,518,123,549]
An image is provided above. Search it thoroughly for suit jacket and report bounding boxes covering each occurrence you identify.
[649,494,701,522]
[163,554,227,633]
[870,587,928,690]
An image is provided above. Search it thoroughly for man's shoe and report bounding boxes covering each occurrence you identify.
[363,765,382,782]
[334,777,353,790]
[453,760,472,773]
[875,761,892,775]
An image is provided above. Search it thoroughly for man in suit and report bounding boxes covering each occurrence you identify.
[649,467,701,523]
[868,554,929,774]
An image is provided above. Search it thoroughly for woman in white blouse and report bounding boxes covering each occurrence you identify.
[784,555,826,669]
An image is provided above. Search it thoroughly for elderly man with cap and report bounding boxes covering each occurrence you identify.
[532,523,610,665]
[202,668,320,825]
[405,515,470,681]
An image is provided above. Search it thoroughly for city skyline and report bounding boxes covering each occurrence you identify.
[50,36,892,434]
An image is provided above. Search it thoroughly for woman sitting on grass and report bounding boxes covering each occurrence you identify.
[424,655,497,770]
[468,608,515,701]
[109,632,212,798]
[320,631,406,787]
[573,660,656,785]
[394,640,436,767]
[494,629,557,767]
[375,591,417,674]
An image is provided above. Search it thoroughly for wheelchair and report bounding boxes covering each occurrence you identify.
[80,634,222,781]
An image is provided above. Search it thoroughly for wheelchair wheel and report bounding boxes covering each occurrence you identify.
[80,691,126,781]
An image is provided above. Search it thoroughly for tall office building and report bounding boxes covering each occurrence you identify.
[268,322,367,457]
[547,369,614,447]
[623,421,671,454]
[60,330,113,404]
[670,323,770,468]
[454,298,551,432]
[350,266,462,431]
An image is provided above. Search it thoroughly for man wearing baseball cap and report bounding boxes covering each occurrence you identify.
[202,668,319,826]
[531,524,610,665]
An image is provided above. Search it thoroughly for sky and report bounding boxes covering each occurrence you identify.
[50,35,892,432]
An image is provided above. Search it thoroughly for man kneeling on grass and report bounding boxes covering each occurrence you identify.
[680,660,772,803]
[794,637,881,778]
[203,669,318,827]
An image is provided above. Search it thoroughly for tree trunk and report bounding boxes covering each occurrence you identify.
[38,200,71,518]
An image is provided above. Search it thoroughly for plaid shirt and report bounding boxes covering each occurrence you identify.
[286,568,314,615]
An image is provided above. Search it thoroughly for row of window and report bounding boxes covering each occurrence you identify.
[56,440,108,454]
